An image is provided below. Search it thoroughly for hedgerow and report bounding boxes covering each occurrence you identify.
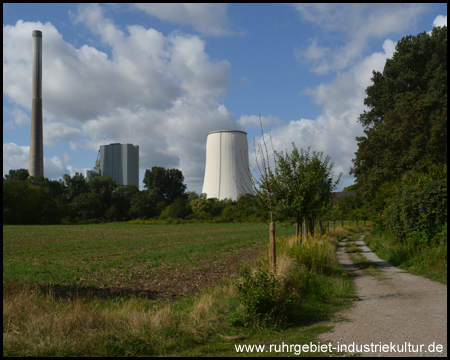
[382,179,447,242]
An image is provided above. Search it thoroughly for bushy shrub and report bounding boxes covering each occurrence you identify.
[232,266,294,326]
[383,179,447,242]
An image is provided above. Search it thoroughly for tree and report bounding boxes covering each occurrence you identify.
[63,173,89,202]
[187,191,199,202]
[275,145,340,240]
[3,178,63,224]
[240,117,283,272]
[143,167,187,203]
[359,26,447,129]
[87,176,119,218]
[169,197,192,219]
[351,26,447,201]
[129,191,158,219]
[4,168,29,181]
[69,192,103,220]
[110,185,138,221]
[3,179,31,224]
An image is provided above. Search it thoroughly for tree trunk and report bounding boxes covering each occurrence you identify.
[319,220,323,237]
[310,218,315,240]
[269,222,276,272]
[341,220,344,227]
[303,217,307,244]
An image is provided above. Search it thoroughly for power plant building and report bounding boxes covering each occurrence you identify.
[85,143,139,189]
[202,130,252,200]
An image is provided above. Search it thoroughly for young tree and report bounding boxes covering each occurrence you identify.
[275,145,341,241]
[239,117,283,272]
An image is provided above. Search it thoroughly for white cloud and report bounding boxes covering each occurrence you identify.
[44,122,83,147]
[2,4,238,191]
[133,3,231,36]
[433,15,447,28]
[238,115,283,129]
[2,142,71,179]
[250,40,396,189]
[291,3,428,74]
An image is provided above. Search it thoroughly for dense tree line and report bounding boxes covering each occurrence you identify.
[349,26,447,243]
[3,167,271,225]
[351,26,447,201]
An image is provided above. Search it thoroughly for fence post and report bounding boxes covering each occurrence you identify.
[269,222,276,272]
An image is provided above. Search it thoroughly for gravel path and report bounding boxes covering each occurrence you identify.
[319,235,447,357]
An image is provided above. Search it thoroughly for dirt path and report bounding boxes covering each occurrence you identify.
[319,235,447,357]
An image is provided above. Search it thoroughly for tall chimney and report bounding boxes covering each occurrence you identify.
[29,30,44,177]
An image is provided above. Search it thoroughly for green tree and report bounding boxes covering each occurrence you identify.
[129,191,158,219]
[187,191,199,202]
[169,197,192,219]
[110,185,138,221]
[63,173,89,202]
[275,145,340,238]
[69,192,103,220]
[143,167,187,203]
[3,178,64,224]
[351,26,447,201]
[4,168,29,181]
[87,176,119,218]
[3,179,31,224]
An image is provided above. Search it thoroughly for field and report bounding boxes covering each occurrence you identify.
[4,223,365,356]
[3,223,297,299]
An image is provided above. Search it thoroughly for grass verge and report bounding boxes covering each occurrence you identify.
[363,226,447,284]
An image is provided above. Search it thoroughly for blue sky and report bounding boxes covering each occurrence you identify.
[3,3,447,193]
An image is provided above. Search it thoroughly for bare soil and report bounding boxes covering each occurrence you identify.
[32,246,264,301]
[319,235,447,357]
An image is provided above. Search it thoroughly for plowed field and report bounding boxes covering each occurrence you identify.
[3,223,295,300]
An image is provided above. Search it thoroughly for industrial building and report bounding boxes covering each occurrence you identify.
[85,143,139,189]
[202,130,252,200]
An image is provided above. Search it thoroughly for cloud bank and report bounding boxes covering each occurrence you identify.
[3,4,239,190]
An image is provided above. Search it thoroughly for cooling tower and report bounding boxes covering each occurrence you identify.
[202,130,253,200]
[29,30,44,177]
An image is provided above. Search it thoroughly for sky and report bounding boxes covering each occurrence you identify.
[3,3,447,193]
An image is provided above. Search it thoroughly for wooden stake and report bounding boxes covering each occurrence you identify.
[269,222,276,272]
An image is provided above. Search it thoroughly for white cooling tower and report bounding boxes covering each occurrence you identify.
[202,130,253,200]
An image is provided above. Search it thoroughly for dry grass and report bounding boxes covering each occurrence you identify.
[276,253,297,285]
[2,280,242,356]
